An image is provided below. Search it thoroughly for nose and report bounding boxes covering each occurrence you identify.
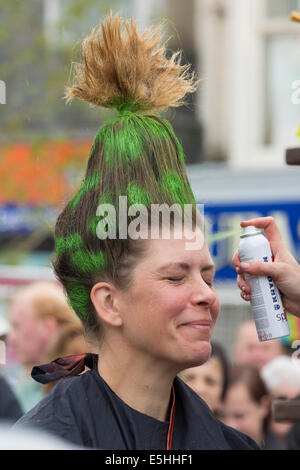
[190,276,217,306]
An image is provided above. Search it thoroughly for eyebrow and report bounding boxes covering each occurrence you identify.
[159,262,216,274]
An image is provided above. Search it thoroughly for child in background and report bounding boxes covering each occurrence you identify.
[222,365,284,449]
[180,342,229,417]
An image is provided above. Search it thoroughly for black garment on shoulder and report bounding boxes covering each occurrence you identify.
[0,375,23,422]
[14,354,260,450]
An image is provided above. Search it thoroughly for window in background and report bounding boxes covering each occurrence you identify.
[263,1,300,147]
[266,0,298,18]
[219,0,300,167]
[264,34,300,146]
[43,0,167,47]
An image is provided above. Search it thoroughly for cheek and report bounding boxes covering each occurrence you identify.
[148,286,188,319]
[15,324,31,343]
[248,407,262,429]
[24,321,37,338]
[126,286,187,344]
[210,381,222,400]
[22,322,43,349]
[211,297,220,324]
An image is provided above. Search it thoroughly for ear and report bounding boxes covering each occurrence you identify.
[91,282,123,328]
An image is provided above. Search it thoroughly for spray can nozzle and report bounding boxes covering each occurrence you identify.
[241,225,263,238]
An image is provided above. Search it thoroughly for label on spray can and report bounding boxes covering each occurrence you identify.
[238,225,290,342]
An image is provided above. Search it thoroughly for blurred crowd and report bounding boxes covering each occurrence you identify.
[0,282,94,425]
[1,281,300,450]
[180,319,300,449]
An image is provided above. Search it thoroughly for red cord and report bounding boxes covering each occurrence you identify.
[166,385,175,450]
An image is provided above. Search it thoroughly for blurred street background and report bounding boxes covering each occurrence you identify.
[1,0,300,447]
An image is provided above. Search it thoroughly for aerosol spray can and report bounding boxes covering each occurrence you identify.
[238,225,290,342]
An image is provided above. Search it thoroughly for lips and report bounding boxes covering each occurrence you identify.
[180,320,212,328]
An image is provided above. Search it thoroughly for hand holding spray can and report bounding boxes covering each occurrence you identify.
[238,225,290,342]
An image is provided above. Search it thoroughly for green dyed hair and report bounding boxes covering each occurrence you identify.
[53,13,200,342]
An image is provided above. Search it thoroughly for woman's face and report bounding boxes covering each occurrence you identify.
[223,383,267,445]
[115,227,220,371]
[180,357,224,411]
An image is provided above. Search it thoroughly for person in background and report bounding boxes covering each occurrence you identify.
[7,281,79,412]
[222,365,280,449]
[232,319,286,371]
[286,407,300,450]
[43,322,93,394]
[179,341,229,417]
[260,355,300,449]
[0,313,23,422]
[0,373,23,423]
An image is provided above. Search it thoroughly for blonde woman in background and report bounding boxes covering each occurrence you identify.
[43,322,93,394]
[8,281,78,412]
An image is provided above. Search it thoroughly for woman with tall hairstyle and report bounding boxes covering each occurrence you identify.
[14,13,259,450]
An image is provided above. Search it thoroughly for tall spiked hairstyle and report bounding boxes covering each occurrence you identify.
[53,13,199,341]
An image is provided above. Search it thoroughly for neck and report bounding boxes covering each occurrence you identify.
[24,351,49,377]
[97,341,178,422]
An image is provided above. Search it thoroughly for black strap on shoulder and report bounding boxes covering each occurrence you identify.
[31,353,98,384]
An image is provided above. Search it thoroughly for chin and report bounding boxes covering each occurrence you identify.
[180,340,212,370]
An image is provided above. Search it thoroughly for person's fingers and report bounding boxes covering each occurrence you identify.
[240,290,250,301]
[240,217,285,256]
[237,274,250,293]
[240,217,283,244]
[241,217,299,268]
[232,250,240,269]
[238,259,283,279]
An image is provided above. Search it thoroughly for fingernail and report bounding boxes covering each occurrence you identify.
[241,286,246,291]
[236,267,241,273]
[240,262,250,268]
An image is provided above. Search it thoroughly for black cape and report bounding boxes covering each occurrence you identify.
[13,354,260,450]
[0,375,23,422]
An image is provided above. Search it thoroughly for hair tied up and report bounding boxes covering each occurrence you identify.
[64,12,199,113]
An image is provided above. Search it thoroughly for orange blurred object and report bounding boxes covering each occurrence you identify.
[290,11,300,22]
[0,139,93,206]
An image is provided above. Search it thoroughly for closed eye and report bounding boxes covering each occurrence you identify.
[166,277,184,283]
[166,277,214,286]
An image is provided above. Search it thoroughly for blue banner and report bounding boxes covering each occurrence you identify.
[0,204,57,234]
[1,201,300,283]
[203,200,300,281]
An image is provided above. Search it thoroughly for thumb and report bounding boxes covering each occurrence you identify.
[239,260,282,279]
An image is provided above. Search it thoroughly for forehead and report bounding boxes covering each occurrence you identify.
[272,383,300,397]
[142,232,213,268]
[228,382,251,402]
